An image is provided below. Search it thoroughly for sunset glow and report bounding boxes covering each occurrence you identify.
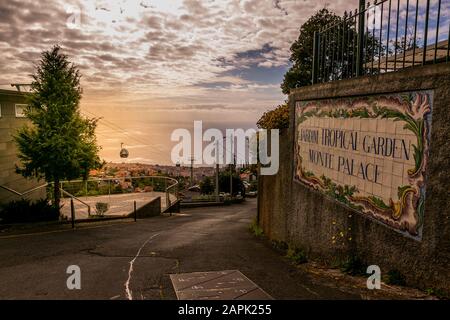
[0,0,358,164]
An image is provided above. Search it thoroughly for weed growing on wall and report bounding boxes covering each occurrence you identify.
[286,247,308,265]
[249,219,264,238]
[340,256,367,276]
[384,270,407,286]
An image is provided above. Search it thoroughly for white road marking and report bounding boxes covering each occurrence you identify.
[124,233,160,300]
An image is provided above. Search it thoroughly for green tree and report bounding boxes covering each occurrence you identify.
[14,45,102,212]
[219,172,244,196]
[200,176,215,195]
[257,103,289,129]
[281,8,341,94]
[282,8,384,94]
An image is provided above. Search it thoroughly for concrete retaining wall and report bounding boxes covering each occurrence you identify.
[131,196,161,219]
[258,63,450,294]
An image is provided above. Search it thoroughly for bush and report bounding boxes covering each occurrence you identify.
[200,176,215,195]
[0,199,60,224]
[95,202,109,216]
[257,103,289,129]
[111,184,123,194]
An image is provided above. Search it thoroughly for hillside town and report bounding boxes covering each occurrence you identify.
[91,163,216,181]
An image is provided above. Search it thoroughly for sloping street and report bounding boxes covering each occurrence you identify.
[0,199,359,300]
[0,199,431,300]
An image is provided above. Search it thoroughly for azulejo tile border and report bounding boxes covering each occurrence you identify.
[294,91,433,240]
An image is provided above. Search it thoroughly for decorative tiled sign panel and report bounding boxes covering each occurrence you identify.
[294,91,433,240]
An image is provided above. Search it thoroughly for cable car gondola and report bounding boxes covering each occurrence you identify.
[120,143,129,159]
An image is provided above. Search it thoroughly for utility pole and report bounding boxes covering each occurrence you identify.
[215,140,220,202]
[245,137,250,170]
[230,133,233,198]
[190,157,195,187]
[176,162,181,181]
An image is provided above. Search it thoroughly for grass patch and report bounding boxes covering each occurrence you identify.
[286,246,307,265]
[249,219,264,237]
[340,256,367,276]
[425,288,449,299]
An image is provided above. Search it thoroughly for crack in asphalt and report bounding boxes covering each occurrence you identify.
[125,233,160,300]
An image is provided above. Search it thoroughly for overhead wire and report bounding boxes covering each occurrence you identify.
[81,109,250,166]
[80,110,166,157]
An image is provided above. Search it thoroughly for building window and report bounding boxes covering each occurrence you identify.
[15,104,27,118]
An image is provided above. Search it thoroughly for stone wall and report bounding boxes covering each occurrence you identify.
[258,63,450,293]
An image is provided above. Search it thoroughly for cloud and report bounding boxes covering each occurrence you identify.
[0,0,357,88]
[0,0,359,164]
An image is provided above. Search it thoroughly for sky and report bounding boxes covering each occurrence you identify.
[1,0,361,165]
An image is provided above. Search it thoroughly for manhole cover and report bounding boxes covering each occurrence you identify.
[170,270,273,300]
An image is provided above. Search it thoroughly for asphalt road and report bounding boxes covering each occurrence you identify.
[0,199,359,300]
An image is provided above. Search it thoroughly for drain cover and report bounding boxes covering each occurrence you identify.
[170,270,273,300]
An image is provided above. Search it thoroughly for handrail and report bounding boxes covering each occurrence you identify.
[2,176,180,217]
[60,175,177,184]
[60,176,180,210]
[60,188,91,216]
[165,177,179,208]
[0,182,91,216]
[0,183,48,197]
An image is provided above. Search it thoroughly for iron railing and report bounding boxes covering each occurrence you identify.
[60,176,179,218]
[312,0,450,84]
[1,176,179,221]
[0,182,92,219]
[60,189,92,216]
[0,183,48,198]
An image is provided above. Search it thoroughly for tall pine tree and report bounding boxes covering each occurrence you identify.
[14,45,102,212]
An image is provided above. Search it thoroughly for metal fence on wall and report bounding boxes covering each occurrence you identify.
[312,0,450,84]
